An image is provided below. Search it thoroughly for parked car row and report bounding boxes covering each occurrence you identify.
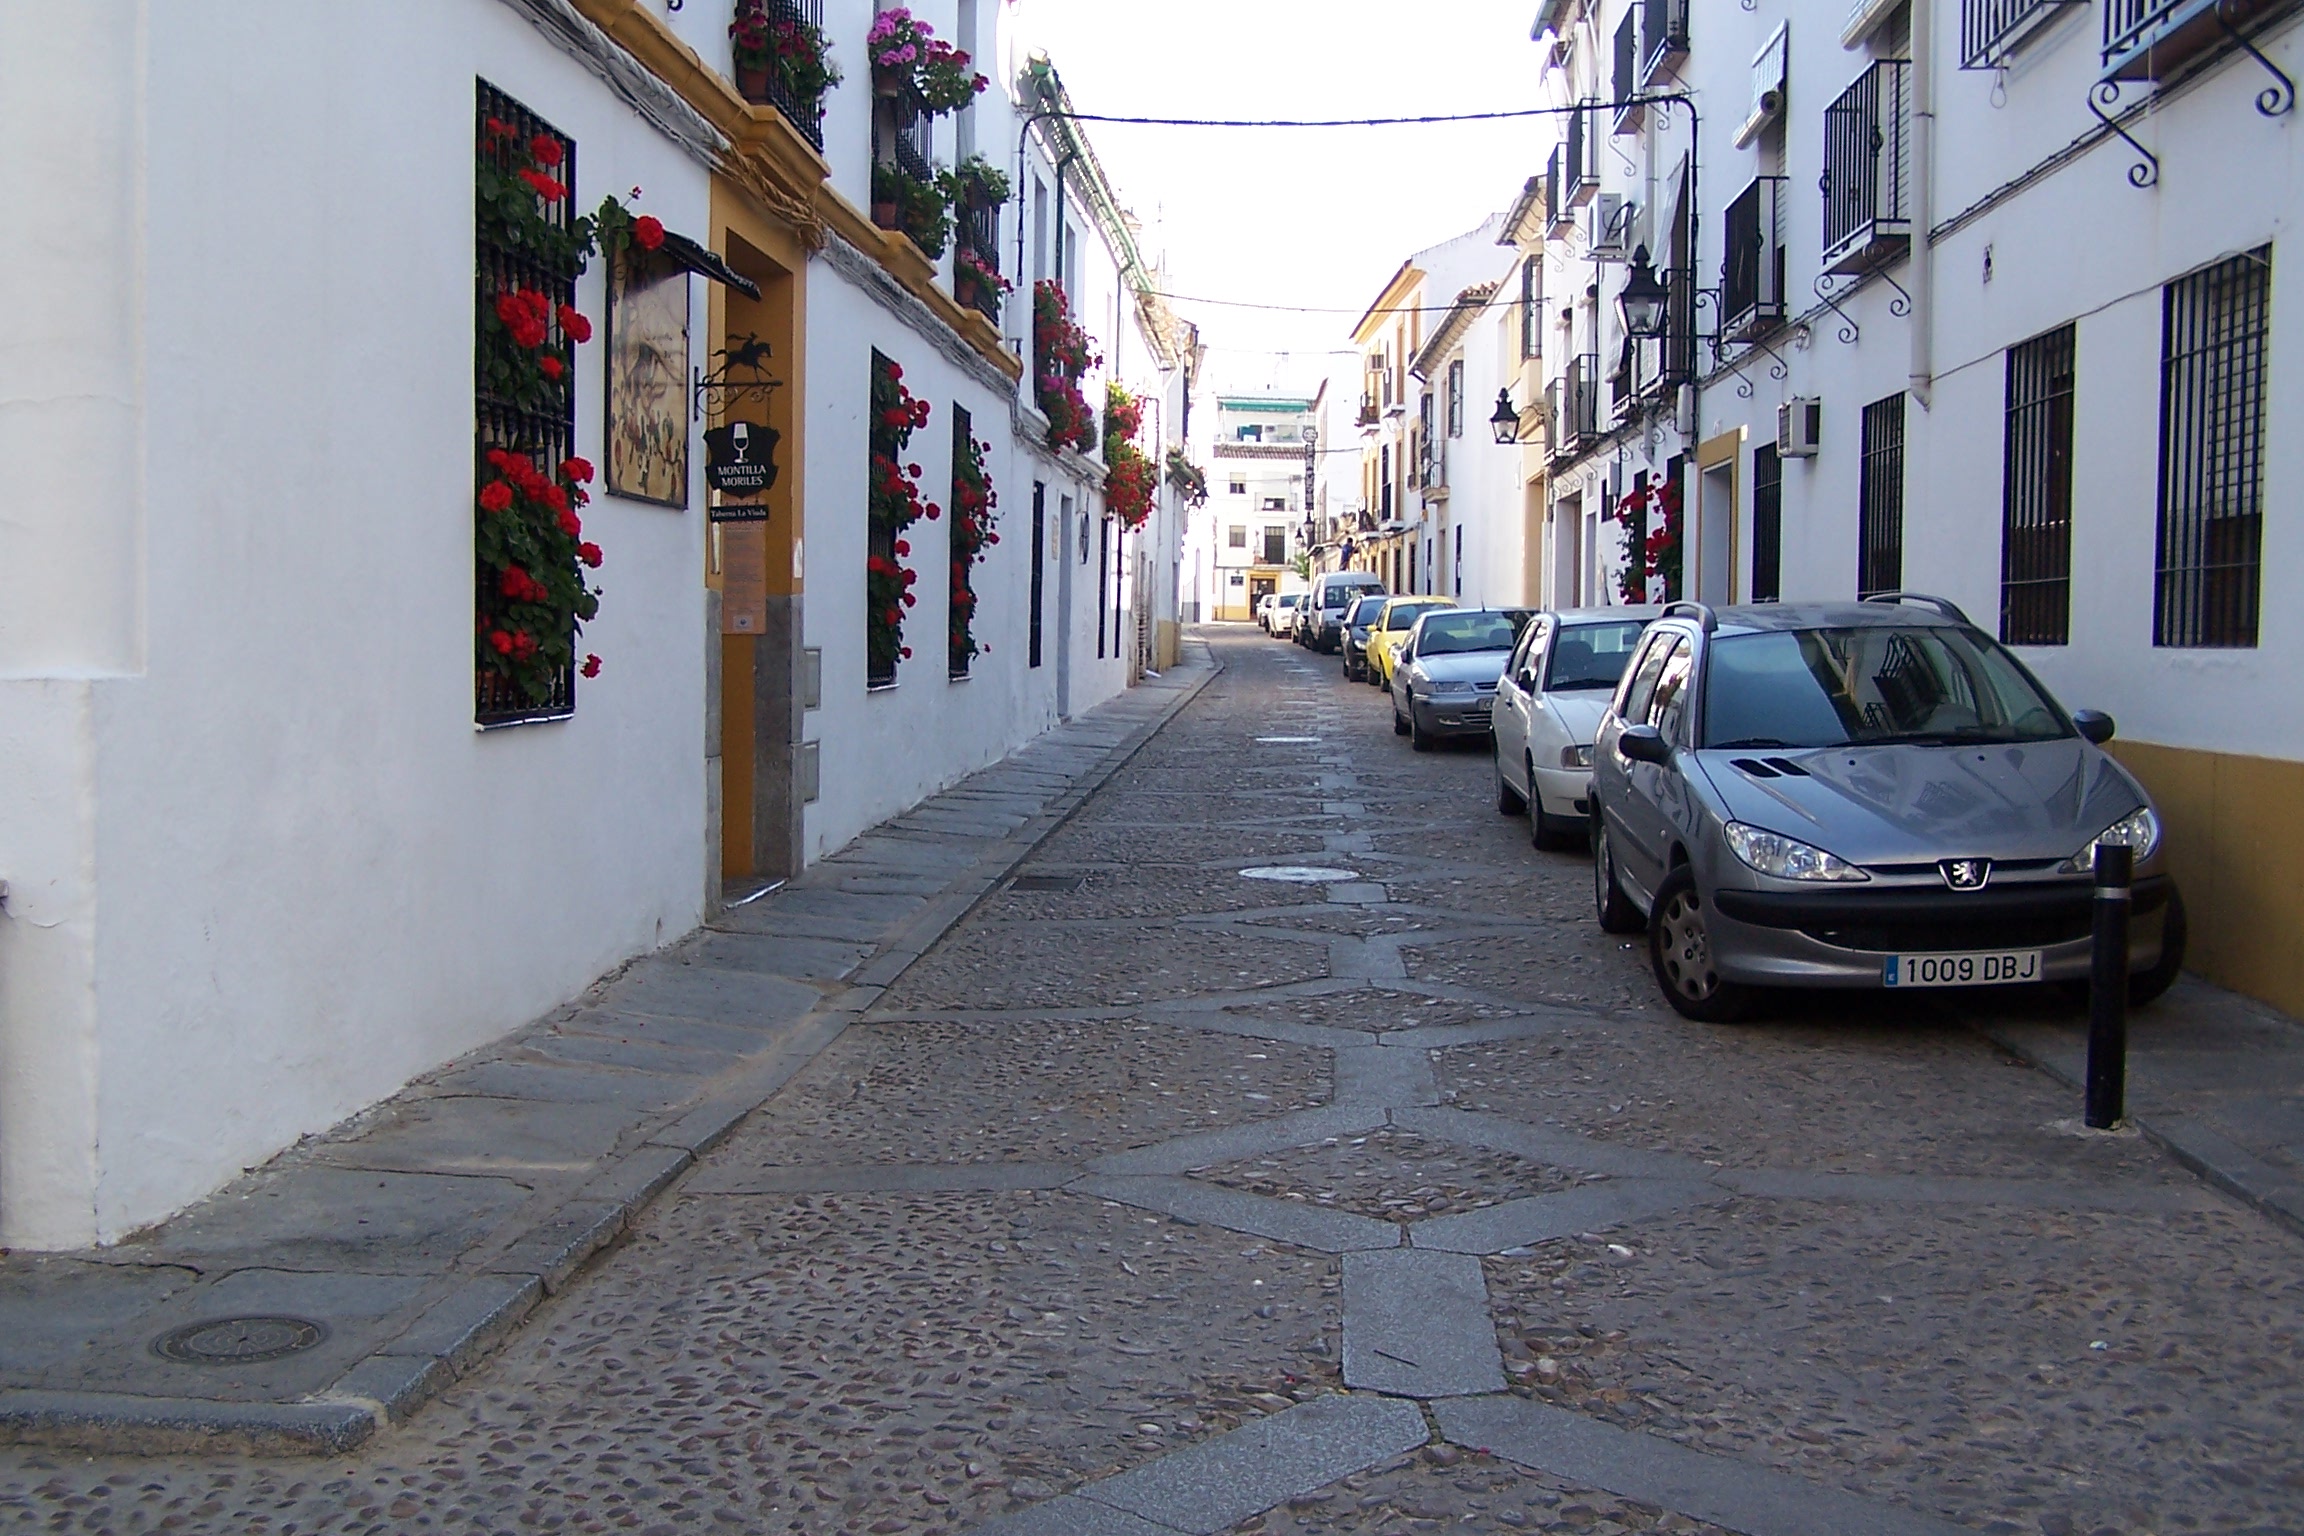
[1283,582,2190,1023]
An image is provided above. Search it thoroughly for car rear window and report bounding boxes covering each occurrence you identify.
[1544,620,1649,691]
[1701,627,2070,749]
[1415,612,1519,655]
[1347,596,1387,624]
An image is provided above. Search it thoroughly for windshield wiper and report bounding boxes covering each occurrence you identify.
[1709,736,1797,749]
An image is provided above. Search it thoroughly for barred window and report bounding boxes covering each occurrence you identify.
[1751,443,1781,602]
[1520,257,1542,361]
[1857,392,1906,599]
[2000,323,2076,645]
[2155,247,2270,648]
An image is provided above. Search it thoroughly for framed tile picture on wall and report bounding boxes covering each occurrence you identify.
[605,247,690,507]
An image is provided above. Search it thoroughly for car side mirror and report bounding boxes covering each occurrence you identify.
[2072,709,2116,745]
[1618,723,1671,764]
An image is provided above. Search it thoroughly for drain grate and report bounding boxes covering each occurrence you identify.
[1007,873,1086,894]
[153,1315,328,1366]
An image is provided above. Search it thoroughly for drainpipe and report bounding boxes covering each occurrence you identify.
[1909,0,1935,410]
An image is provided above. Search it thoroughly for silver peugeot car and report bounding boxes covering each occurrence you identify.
[1589,596,2186,1021]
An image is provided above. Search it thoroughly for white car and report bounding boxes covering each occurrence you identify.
[1492,607,1661,848]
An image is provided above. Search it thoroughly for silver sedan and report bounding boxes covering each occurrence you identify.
[1389,609,1531,752]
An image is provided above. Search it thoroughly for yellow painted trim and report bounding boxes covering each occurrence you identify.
[1352,264,1426,345]
[2108,738,2304,1020]
[1695,427,1742,469]
[561,0,1019,383]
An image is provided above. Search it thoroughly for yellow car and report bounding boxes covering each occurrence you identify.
[1365,597,1455,689]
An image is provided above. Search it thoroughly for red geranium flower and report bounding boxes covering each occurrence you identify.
[529,135,564,168]
[578,542,603,568]
[893,540,910,556]
[538,354,565,381]
[485,117,516,141]
[489,630,515,655]
[517,167,569,202]
[633,215,665,251]
[560,456,595,484]
[581,654,602,678]
[557,306,593,344]
[478,481,514,513]
[558,509,583,537]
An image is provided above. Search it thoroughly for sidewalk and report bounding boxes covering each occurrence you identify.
[1971,974,2304,1242]
[0,648,1218,1458]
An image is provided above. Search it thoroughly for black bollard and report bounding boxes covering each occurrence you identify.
[2084,841,2134,1130]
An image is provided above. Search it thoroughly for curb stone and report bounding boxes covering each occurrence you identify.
[0,651,1221,1458]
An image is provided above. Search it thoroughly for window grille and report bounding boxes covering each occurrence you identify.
[1613,11,1642,131]
[1262,527,1288,564]
[950,405,974,678]
[2155,247,2271,648]
[2000,324,2077,645]
[1097,516,1110,658]
[1751,443,1782,601]
[867,349,901,688]
[475,81,578,726]
[1520,257,1542,361]
[1857,392,1906,599]
[747,0,828,148]
[1447,360,1465,437]
[1029,482,1046,667]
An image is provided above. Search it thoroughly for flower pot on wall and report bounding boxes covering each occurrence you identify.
[872,68,903,99]
[736,64,772,102]
[873,201,900,230]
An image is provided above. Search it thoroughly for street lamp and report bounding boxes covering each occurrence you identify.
[1617,245,1672,340]
[1488,389,1522,446]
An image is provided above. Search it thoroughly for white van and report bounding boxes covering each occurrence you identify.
[1304,571,1388,652]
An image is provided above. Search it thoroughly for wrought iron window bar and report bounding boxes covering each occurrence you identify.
[2153,247,2271,648]
[1857,392,1908,600]
[1961,0,2085,69]
[475,81,578,728]
[955,204,1002,323]
[1544,145,1575,235]
[1641,0,1690,82]
[1821,59,1912,274]
[2000,325,2078,645]
[1563,103,1599,210]
[1613,12,1646,134]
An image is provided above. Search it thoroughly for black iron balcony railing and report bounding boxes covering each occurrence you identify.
[1554,354,1598,456]
[890,99,933,184]
[1641,0,1690,80]
[1722,175,1788,339]
[1564,103,1599,208]
[1821,59,1912,273]
[2102,0,2301,79]
[955,203,1001,322]
[1545,145,1572,234]
[741,0,828,150]
[1960,0,2083,69]
[1613,12,1644,132]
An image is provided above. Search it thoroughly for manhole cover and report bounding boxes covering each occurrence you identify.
[1240,865,1360,884]
[1008,874,1086,894]
[153,1315,328,1366]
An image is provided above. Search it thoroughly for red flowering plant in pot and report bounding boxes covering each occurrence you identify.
[1607,476,1682,603]
[1102,383,1156,531]
[948,428,998,673]
[730,0,841,110]
[476,117,671,703]
[1033,280,1099,454]
[867,354,936,684]
[954,245,1011,316]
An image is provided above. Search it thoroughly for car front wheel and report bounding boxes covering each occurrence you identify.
[1648,866,1754,1022]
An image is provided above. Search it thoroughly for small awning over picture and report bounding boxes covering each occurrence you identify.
[659,230,761,300]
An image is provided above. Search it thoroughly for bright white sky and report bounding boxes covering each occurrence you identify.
[1013,0,1550,398]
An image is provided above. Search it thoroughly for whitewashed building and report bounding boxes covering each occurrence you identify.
[1531,0,2304,1017]
[0,0,1187,1248]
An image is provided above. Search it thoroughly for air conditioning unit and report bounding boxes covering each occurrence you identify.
[1585,195,1628,261]
[1778,397,1822,457]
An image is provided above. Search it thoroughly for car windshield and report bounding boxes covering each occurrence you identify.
[1545,620,1650,691]
[1701,627,2070,749]
[1415,612,1519,656]
[1347,596,1388,624]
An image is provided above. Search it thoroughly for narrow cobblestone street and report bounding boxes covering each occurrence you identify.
[6,629,2301,1536]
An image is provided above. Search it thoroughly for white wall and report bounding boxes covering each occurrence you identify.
[0,0,715,1246]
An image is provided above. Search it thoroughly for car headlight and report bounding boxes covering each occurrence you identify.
[1559,744,1593,769]
[2058,805,2161,873]
[1723,822,1869,882]
[1428,680,1476,697]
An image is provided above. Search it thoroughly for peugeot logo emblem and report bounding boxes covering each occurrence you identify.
[1941,858,1992,891]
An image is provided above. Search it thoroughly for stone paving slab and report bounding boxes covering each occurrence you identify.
[1340,1248,1504,1398]
[1077,1393,1430,1534]
[1075,1176,1401,1254]
[967,1495,1184,1536]
[1409,1179,1721,1255]
[1435,1396,1975,1536]
[1086,1107,1387,1177]
[0,647,1220,1456]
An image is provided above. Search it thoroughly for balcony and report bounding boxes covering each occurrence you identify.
[1564,103,1599,209]
[954,204,1002,324]
[1721,176,1788,339]
[1357,393,1380,427]
[1960,0,2085,68]
[1545,146,1575,236]
[1821,60,1912,274]
[732,0,829,151]
[1613,12,1645,133]
[1551,354,1599,459]
[1641,0,1690,83]
[2102,0,2303,80]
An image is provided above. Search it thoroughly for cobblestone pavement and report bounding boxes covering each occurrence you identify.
[6,627,2302,1535]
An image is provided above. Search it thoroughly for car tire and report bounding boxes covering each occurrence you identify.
[1496,751,1527,815]
[1409,708,1434,752]
[2129,887,2189,1007]
[1648,865,1755,1023]
[1392,701,1410,736]
[1593,822,1644,934]
[1528,757,1578,851]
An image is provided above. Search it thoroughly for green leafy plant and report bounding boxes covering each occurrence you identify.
[1164,446,1209,507]
[949,426,999,671]
[868,355,937,682]
[730,0,841,102]
[872,162,952,258]
[945,154,1011,208]
[1104,382,1156,530]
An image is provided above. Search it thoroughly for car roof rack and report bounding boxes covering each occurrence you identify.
[1660,600,1716,633]
[1860,591,1972,625]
